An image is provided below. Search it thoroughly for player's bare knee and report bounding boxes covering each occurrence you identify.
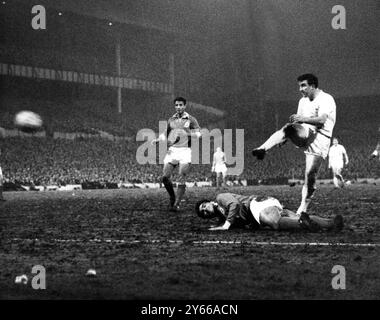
[269,221,280,230]
[260,207,281,230]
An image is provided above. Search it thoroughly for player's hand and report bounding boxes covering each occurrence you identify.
[289,114,303,123]
[208,225,229,231]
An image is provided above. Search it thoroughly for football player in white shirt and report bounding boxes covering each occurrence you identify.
[252,74,336,215]
[328,138,349,188]
[212,147,228,188]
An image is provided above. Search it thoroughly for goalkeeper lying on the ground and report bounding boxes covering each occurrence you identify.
[195,193,343,232]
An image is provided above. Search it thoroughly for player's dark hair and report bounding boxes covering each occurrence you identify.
[195,199,211,219]
[174,96,186,105]
[297,73,318,88]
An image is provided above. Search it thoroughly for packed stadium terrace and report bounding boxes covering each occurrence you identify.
[0,130,378,188]
[0,137,214,186]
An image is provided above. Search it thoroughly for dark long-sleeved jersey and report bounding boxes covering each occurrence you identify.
[215,193,283,229]
[215,193,259,228]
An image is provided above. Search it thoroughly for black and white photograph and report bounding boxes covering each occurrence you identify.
[0,0,379,307]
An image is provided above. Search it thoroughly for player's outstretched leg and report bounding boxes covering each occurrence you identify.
[251,129,286,160]
[251,123,310,160]
[162,163,176,210]
[310,214,344,232]
[299,212,344,232]
[279,209,344,232]
[260,206,317,231]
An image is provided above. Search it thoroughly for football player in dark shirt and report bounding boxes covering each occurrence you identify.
[195,193,343,232]
[152,97,201,212]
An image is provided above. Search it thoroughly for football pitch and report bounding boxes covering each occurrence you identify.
[0,184,379,299]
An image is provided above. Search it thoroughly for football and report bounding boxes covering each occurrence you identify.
[14,111,43,133]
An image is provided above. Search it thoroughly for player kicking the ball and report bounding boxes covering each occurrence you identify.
[152,97,201,212]
[251,74,336,215]
[195,192,344,232]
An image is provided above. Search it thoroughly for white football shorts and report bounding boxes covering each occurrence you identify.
[249,197,283,224]
[286,123,331,159]
[214,163,227,175]
[304,132,331,159]
[164,147,192,165]
[330,160,344,171]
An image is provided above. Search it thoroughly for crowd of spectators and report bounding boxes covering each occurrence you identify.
[0,134,378,187]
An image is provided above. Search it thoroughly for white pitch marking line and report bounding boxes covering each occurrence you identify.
[9,238,380,247]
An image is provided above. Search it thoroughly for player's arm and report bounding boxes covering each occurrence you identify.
[209,220,231,231]
[290,113,328,127]
[209,194,240,231]
[189,116,201,139]
[290,95,334,127]
[211,154,216,172]
[342,146,349,165]
[151,132,166,144]
[289,101,305,124]
[151,121,170,145]
[190,129,201,139]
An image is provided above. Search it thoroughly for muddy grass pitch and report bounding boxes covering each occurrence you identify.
[0,184,379,299]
